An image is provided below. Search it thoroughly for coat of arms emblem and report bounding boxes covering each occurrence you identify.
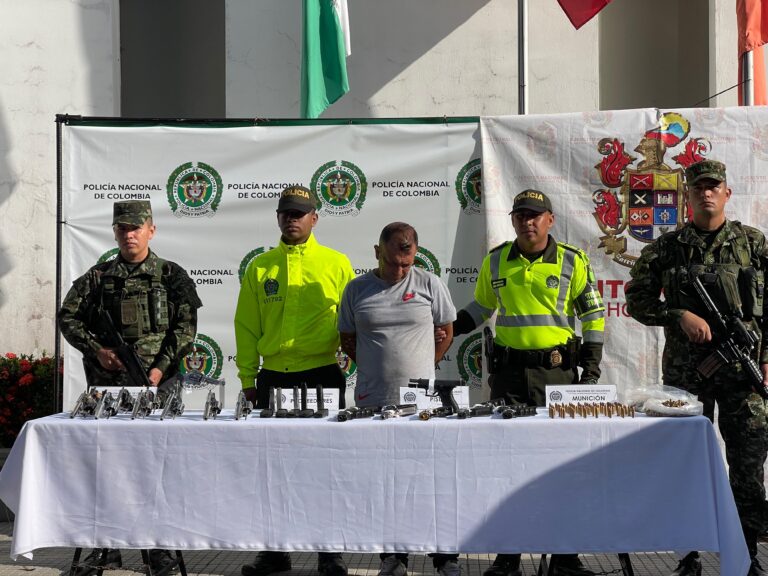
[592,112,710,267]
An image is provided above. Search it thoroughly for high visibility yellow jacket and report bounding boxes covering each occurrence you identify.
[234,233,355,388]
[466,236,605,350]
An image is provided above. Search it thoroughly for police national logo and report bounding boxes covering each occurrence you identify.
[414,246,441,277]
[336,348,357,387]
[457,333,482,388]
[591,112,705,267]
[167,161,223,218]
[310,160,367,216]
[97,248,120,264]
[180,333,223,379]
[455,159,482,214]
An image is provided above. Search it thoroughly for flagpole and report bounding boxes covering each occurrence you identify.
[518,0,528,114]
[743,50,754,106]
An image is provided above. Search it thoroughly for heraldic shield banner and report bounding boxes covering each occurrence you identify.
[480,106,768,393]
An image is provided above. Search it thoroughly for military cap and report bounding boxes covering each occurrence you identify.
[113,200,152,226]
[510,189,553,214]
[276,185,317,214]
[685,159,727,185]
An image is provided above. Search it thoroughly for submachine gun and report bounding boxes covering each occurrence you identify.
[408,378,463,416]
[692,276,767,399]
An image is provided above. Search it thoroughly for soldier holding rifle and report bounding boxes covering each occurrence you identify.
[626,159,768,576]
[58,200,201,575]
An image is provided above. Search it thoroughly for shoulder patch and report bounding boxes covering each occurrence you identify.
[558,242,587,258]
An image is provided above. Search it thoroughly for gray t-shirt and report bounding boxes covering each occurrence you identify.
[338,267,457,406]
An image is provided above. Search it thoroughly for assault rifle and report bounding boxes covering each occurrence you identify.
[203,390,221,420]
[70,388,105,419]
[234,390,253,420]
[98,310,152,388]
[408,378,463,415]
[692,276,767,399]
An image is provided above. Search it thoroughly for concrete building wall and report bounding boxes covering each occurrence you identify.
[0,0,747,354]
[0,0,118,354]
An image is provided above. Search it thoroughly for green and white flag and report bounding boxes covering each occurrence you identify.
[301,0,350,118]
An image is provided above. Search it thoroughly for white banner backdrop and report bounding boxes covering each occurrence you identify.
[60,121,485,409]
[480,106,768,396]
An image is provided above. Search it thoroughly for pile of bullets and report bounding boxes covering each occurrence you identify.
[661,399,688,408]
[548,402,635,419]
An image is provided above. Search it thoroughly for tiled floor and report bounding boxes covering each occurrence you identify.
[0,522,758,576]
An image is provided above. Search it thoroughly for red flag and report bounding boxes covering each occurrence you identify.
[737,0,768,104]
[557,0,612,30]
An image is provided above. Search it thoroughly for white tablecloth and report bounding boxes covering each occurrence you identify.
[0,411,750,575]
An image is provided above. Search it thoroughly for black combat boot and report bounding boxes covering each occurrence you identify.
[551,554,596,576]
[482,554,522,576]
[318,553,347,576]
[242,552,292,576]
[670,552,701,576]
[75,548,122,576]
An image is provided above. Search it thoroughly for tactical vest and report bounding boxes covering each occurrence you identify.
[660,224,764,322]
[98,259,171,342]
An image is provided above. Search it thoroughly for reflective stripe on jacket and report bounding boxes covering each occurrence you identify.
[467,236,605,350]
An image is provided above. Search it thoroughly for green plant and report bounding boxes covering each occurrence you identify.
[0,353,58,448]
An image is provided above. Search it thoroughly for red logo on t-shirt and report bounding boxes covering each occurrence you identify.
[403,292,415,301]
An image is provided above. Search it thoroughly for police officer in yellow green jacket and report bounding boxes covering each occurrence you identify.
[453,189,605,576]
[235,185,354,576]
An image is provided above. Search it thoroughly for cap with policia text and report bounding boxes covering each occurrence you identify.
[276,185,317,214]
[510,189,553,214]
[685,159,727,185]
[113,200,153,226]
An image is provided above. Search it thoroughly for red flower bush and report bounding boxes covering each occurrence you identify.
[0,353,58,447]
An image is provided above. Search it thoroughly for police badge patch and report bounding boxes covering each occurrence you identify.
[264,278,279,296]
[546,275,559,289]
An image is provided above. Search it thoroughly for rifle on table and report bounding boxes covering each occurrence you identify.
[692,276,767,399]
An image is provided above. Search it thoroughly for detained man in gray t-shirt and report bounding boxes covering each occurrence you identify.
[338,222,460,576]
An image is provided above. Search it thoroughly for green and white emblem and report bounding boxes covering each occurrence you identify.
[414,246,441,277]
[310,160,367,217]
[455,159,482,214]
[97,248,120,264]
[167,161,223,218]
[180,333,223,379]
[457,333,483,388]
[238,247,273,283]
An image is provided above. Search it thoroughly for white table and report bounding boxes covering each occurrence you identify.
[0,410,750,576]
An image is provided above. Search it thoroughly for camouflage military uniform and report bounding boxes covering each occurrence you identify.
[59,249,202,387]
[626,219,768,541]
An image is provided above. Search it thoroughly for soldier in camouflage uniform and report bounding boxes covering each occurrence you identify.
[58,200,202,575]
[626,160,768,576]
